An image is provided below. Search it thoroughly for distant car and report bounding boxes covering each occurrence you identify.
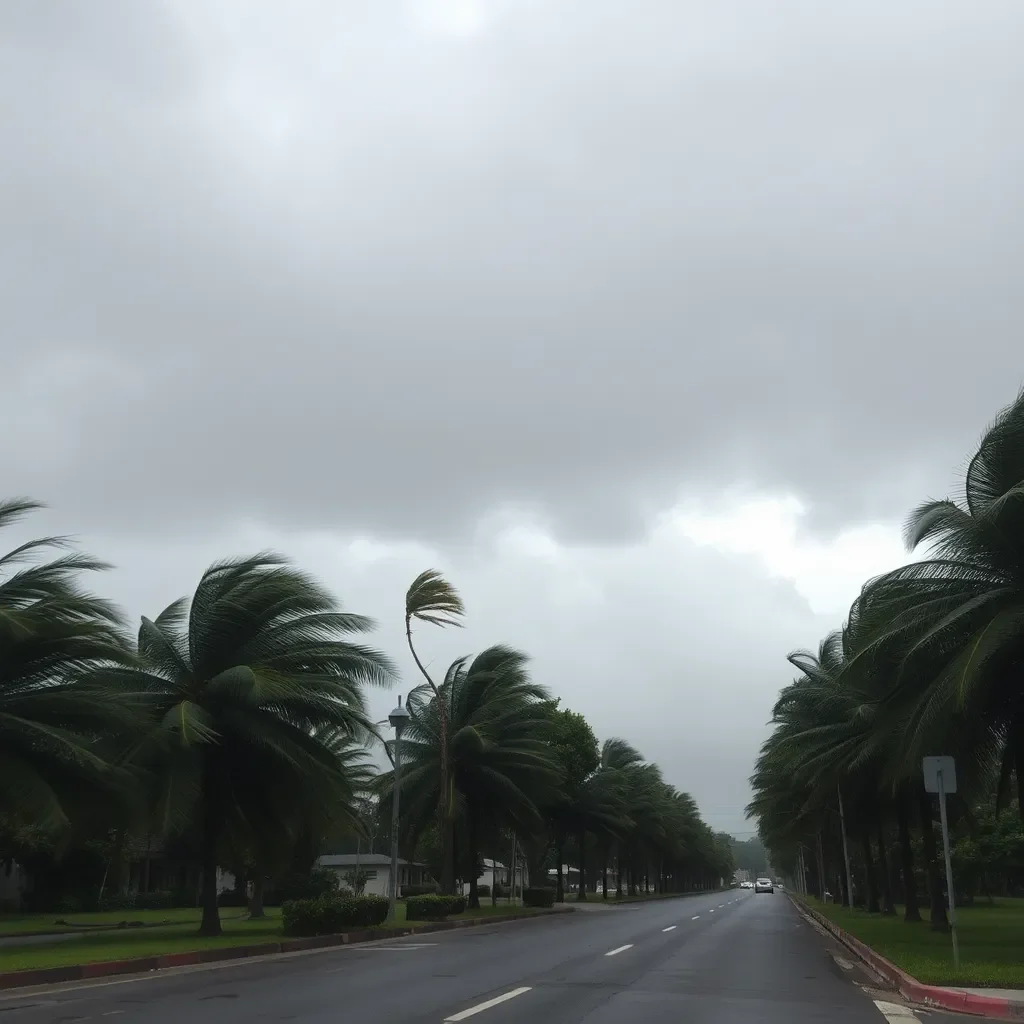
[754,878,774,894]
[741,880,754,889]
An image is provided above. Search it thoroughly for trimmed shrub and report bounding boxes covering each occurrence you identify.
[523,887,556,908]
[97,892,136,912]
[401,884,439,898]
[281,894,389,936]
[136,890,175,910]
[275,868,339,903]
[476,884,491,898]
[492,884,508,899]
[218,887,248,907]
[57,895,83,915]
[405,893,467,921]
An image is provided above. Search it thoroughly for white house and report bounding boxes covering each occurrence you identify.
[317,854,430,898]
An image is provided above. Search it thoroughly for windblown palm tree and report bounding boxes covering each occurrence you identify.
[383,645,561,908]
[404,569,465,894]
[0,498,133,830]
[109,553,394,935]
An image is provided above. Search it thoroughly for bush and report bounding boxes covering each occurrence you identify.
[218,887,248,907]
[57,895,83,915]
[281,894,389,936]
[405,893,467,921]
[97,892,137,912]
[493,884,508,899]
[402,883,439,898]
[523,887,556,908]
[275,868,339,903]
[136,890,175,910]
[170,887,195,909]
[477,884,490,898]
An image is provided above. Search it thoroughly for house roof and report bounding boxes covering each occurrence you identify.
[318,854,425,868]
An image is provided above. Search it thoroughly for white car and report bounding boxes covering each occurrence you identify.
[754,877,774,894]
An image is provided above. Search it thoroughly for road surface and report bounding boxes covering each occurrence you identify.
[0,890,973,1023]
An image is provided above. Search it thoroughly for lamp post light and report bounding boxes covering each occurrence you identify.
[387,695,411,923]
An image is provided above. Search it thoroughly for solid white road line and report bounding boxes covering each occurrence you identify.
[662,926,677,932]
[605,944,634,957]
[691,915,700,920]
[872,999,917,1021]
[444,988,533,1021]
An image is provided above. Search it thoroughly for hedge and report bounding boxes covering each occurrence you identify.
[281,894,390,936]
[405,894,467,920]
[523,887,556,908]
[401,884,439,898]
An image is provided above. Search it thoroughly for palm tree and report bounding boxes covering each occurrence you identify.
[404,570,465,894]
[0,498,134,830]
[108,553,394,935]
[383,645,561,908]
[855,391,1024,825]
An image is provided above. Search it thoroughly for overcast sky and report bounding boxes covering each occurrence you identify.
[2,0,1022,835]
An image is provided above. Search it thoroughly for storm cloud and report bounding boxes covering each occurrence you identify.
[2,0,1021,830]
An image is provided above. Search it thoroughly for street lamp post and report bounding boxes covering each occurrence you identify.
[388,696,411,924]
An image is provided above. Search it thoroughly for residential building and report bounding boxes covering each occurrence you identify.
[317,853,430,898]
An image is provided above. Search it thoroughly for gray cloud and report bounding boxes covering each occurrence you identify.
[2,1,1021,828]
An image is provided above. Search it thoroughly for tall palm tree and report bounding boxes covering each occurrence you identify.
[108,553,394,935]
[383,645,561,908]
[404,570,465,894]
[856,391,1024,825]
[0,498,134,830]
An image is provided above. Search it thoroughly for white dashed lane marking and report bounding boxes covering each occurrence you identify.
[444,988,532,1021]
[662,926,676,932]
[605,945,633,957]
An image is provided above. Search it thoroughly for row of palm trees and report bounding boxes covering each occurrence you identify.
[748,390,1024,924]
[1,502,729,935]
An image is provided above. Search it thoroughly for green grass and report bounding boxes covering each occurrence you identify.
[0,907,251,936]
[0,902,551,973]
[803,895,1024,988]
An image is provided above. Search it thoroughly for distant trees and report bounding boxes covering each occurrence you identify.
[1,519,730,927]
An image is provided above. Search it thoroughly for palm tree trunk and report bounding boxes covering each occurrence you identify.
[876,820,895,915]
[577,829,587,901]
[860,833,879,913]
[602,849,609,900]
[897,794,921,922]
[917,787,948,931]
[249,875,265,919]
[405,620,455,895]
[199,784,222,937]
[464,808,481,910]
[556,834,565,902]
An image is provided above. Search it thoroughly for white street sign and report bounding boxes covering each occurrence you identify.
[923,755,957,794]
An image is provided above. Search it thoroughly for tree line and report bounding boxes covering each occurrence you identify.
[748,391,1024,923]
[0,505,732,936]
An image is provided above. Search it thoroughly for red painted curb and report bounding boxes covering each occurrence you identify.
[790,896,1024,1020]
[0,908,567,991]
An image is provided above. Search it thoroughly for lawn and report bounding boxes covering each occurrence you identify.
[0,902,551,974]
[803,895,1024,988]
[0,907,250,936]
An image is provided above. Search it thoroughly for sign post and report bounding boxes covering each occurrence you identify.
[923,756,959,970]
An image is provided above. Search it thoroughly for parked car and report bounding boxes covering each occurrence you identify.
[754,877,774,894]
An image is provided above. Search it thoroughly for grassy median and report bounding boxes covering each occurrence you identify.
[0,902,553,974]
[803,895,1024,988]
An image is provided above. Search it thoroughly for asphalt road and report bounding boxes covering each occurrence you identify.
[0,890,975,1023]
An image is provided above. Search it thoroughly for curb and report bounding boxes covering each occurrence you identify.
[789,895,1024,1021]
[0,908,569,992]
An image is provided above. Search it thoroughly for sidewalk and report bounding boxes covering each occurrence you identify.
[790,896,1024,1020]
